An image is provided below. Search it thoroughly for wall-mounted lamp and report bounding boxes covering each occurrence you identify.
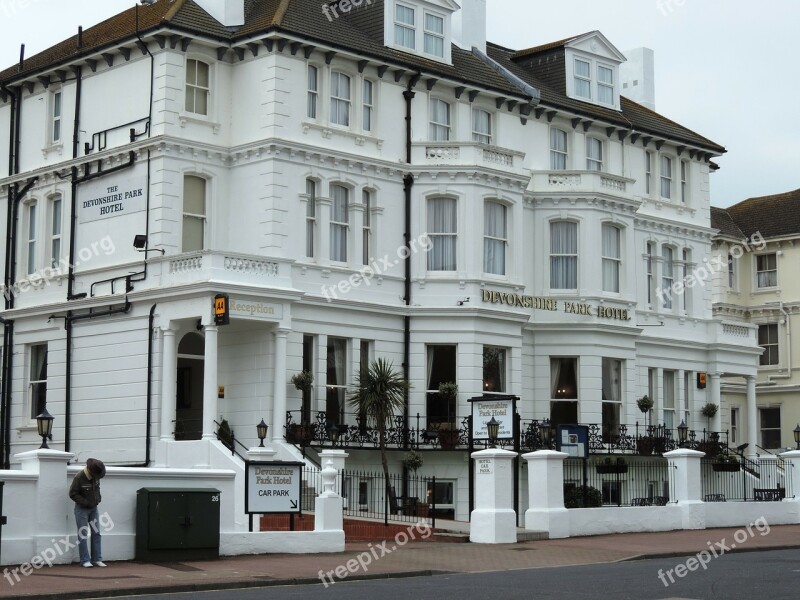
[133,235,165,255]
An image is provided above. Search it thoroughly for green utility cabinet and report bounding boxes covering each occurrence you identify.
[135,488,221,561]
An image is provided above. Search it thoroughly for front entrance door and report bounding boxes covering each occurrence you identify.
[175,332,204,440]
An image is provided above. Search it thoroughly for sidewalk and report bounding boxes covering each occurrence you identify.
[2,524,799,599]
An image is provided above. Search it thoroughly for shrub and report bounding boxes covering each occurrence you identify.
[564,484,603,508]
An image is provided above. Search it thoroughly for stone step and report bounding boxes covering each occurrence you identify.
[517,530,549,542]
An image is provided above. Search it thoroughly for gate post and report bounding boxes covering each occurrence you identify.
[469,448,517,544]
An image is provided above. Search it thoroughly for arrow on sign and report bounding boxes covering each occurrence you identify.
[290,500,298,509]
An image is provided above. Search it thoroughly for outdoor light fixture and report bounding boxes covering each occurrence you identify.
[326,422,341,445]
[256,419,268,447]
[540,419,553,448]
[36,408,54,449]
[677,420,688,447]
[133,235,165,255]
[794,424,800,450]
[487,417,499,448]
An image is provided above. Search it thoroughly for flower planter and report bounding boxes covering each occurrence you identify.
[596,463,628,474]
[712,462,740,472]
[438,429,460,450]
[636,437,655,456]
[286,423,317,446]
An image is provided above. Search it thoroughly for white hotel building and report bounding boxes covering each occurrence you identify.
[0,0,760,520]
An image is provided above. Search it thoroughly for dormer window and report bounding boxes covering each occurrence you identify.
[424,12,445,57]
[598,65,614,105]
[395,4,416,49]
[563,33,625,110]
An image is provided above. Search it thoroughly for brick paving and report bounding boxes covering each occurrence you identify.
[2,524,799,599]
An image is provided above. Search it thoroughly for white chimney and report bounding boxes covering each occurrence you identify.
[452,0,486,54]
[620,47,656,111]
[194,0,244,28]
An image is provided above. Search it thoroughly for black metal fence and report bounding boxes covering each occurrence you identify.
[701,457,793,502]
[563,457,677,507]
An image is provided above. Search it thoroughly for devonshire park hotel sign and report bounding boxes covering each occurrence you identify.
[481,289,631,321]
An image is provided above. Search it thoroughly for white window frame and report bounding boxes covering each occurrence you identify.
[680,160,688,203]
[330,184,350,263]
[49,195,62,269]
[482,346,507,394]
[472,108,492,145]
[305,179,317,259]
[362,189,372,266]
[728,253,737,290]
[597,64,614,105]
[483,200,507,276]
[759,323,780,367]
[759,407,781,449]
[586,137,603,171]
[394,2,416,50]
[25,200,38,275]
[601,223,621,293]
[645,151,653,195]
[362,79,374,132]
[574,58,592,100]
[661,246,674,310]
[730,407,738,444]
[185,58,211,117]
[423,11,445,58]
[330,71,352,127]
[663,370,676,430]
[660,155,673,199]
[646,241,655,307]
[755,253,778,289]
[51,90,62,145]
[550,220,578,291]
[28,343,48,420]
[429,98,451,141]
[307,64,319,120]
[427,196,457,272]
[681,248,690,312]
[182,175,207,253]
[550,128,568,170]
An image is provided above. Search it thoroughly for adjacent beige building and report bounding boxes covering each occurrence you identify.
[713,189,800,452]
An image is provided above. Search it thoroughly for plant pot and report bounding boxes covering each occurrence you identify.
[286,423,317,446]
[712,462,740,472]
[438,429,460,450]
[636,437,654,456]
[596,463,628,474]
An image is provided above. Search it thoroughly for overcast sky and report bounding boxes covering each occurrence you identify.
[1,0,797,207]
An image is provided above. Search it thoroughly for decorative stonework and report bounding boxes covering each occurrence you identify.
[223,256,279,276]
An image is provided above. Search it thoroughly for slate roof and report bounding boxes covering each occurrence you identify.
[0,0,725,153]
[710,207,745,239]
[714,189,800,239]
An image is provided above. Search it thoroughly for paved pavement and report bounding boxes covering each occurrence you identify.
[2,524,799,599]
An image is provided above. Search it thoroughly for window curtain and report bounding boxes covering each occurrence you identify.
[550,129,567,170]
[426,346,435,390]
[428,198,456,271]
[472,109,491,143]
[307,65,318,119]
[550,221,577,289]
[586,138,602,171]
[429,99,450,141]
[330,185,348,262]
[497,350,506,392]
[330,72,350,126]
[550,358,561,399]
[305,180,316,258]
[662,247,674,308]
[483,202,506,275]
[602,359,620,402]
[602,224,620,293]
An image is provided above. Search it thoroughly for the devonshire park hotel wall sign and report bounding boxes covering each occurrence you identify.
[481,289,631,321]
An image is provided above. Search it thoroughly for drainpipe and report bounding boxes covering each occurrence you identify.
[402,76,418,436]
[66,64,83,301]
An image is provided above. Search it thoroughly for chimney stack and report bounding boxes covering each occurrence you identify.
[194,0,244,28]
[452,0,486,54]
[620,47,656,111]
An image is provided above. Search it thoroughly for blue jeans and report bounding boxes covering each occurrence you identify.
[74,505,102,564]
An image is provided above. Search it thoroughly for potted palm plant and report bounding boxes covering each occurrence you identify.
[635,395,655,454]
[290,370,314,393]
[702,402,718,431]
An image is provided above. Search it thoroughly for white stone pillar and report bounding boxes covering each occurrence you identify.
[16,449,75,561]
[320,449,349,496]
[469,448,517,544]
[159,326,177,441]
[746,375,758,459]
[709,372,722,433]
[202,324,219,439]
[522,450,570,539]
[779,450,800,503]
[663,448,705,530]
[315,460,344,532]
[272,328,289,443]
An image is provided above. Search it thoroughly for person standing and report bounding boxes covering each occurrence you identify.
[69,458,107,567]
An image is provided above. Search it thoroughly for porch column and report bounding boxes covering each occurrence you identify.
[202,324,219,440]
[709,372,722,433]
[272,328,290,442]
[159,326,177,441]
[746,375,758,458]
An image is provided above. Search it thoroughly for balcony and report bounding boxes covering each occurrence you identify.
[411,142,527,175]
[712,320,758,346]
[158,251,294,290]
[528,170,637,203]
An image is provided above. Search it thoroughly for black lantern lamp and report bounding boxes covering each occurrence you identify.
[794,424,800,450]
[256,419,268,447]
[540,419,553,449]
[326,422,341,445]
[36,408,54,449]
[677,420,688,447]
[487,417,500,448]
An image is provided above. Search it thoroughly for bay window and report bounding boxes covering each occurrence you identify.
[550,221,578,290]
[427,345,456,426]
[602,224,621,293]
[660,155,672,199]
[483,201,506,276]
[483,347,506,393]
[429,98,451,141]
[182,176,206,252]
[586,137,603,171]
[550,128,568,170]
[427,197,457,271]
[472,109,492,144]
[326,337,348,425]
[661,246,674,309]
[330,72,351,127]
[330,185,349,262]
